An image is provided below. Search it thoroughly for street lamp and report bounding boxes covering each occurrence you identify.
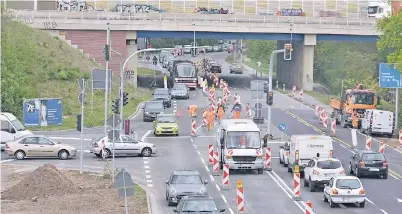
[193,23,196,57]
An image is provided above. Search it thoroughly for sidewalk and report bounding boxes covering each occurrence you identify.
[279,88,333,114]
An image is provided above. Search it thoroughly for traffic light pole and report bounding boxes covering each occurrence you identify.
[111,49,124,132]
[267,49,285,135]
[104,25,110,139]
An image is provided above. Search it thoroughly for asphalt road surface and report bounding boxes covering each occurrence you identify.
[2,52,402,214]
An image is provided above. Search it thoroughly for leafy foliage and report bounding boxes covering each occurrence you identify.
[376,12,402,69]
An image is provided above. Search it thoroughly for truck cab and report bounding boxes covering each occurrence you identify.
[368,1,392,19]
[361,109,394,137]
[216,119,264,174]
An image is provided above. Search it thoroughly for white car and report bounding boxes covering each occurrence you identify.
[90,135,156,158]
[279,142,290,167]
[304,157,345,192]
[324,176,366,208]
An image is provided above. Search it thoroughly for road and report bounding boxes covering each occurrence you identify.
[2,51,402,213]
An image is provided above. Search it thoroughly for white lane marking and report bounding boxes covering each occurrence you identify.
[197,151,201,156]
[398,198,402,203]
[0,159,14,163]
[221,194,228,203]
[49,137,92,141]
[143,157,149,160]
[289,106,295,109]
[144,161,149,164]
[146,175,152,179]
[209,174,215,182]
[200,157,206,165]
[215,184,221,191]
[196,125,203,132]
[204,165,210,172]
[77,150,91,153]
[193,144,197,149]
[144,165,150,169]
[141,130,152,141]
[147,184,154,188]
[173,109,177,113]
[145,170,151,173]
[146,180,152,183]
[380,209,388,214]
[390,174,399,180]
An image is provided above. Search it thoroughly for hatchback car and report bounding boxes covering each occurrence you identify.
[90,135,156,158]
[304,157,345,192]
[229,63,243,74]
[323,176,365,208]
[209,63,222,73]
[142,101,165,122]
[153,88,171,108]
[154,114,179,136]
[173,196,225,213]
[171,87,189,99]
[5,135,76,160]
[165,170,208,206]
[349,150,388,179]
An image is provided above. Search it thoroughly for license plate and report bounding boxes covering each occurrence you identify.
[325,173,334,177]
[369,168,380,171]
[240,164,251,167]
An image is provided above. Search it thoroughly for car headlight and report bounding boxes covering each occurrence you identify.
[200,187,207,194]
[145,112,150,115]
[170,188,176,195]
[256,156,263,160]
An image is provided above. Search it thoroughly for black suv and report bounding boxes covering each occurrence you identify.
[349,150,388,179]
[174,195,225,213]
[153,88,171,108]
[142,101,165,122]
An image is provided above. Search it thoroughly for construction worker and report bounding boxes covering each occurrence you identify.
[188,105,198,118]
[352,111,358,129]
[231,101,242,119]
[217,104,225,122]
[206,107,215,131]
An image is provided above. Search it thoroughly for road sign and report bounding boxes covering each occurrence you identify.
[108,130,120,141]
[278,123,287,131]
[379,63,401,88]
[78,93,85,105]
[114,168,136,198]
[254,102,263,110]
[107,114,122,128]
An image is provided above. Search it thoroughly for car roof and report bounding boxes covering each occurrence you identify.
[313,157,341,162]
[172,170,201,176]
[334,176,360,180]
[181,195,213,200]
[358,150,381,154]
[157,113,175,117]
[0,112,18,121]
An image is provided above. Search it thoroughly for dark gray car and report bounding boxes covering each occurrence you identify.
[165,170,208,206]
[173,195,225,213]
[153,88,171,108]
[142,101,165,122]
[171,87,189,99]
[349,150,388,179]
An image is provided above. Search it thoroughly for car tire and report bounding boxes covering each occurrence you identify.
[58,149,70,160]
[154,131,158,136]
[383,173,388,179]
[176,133,179,136]
[14,150,26,160]
[141,147,152,157]
[356,168,361,178]
[279,155,283,164]
[95,154,101,157]
[309,179,315,192]
[143,118,147,122]
[323,194,328,202]
[360,200,365,208]
[287,166,292,173]
[303,178,309,187]
[349,164,354,175]
[101,149,111,158]
[258,168,264,174]
[329,199,336,208]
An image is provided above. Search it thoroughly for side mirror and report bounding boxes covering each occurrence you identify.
[279,145,284,149]
[377,96,381,105]
[173,209,177,212]
[204,180,209,184]
[10,128,16,134]
[165,180,169,184]
[219,208,226,212]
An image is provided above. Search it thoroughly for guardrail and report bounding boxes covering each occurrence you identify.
[13,10,376,26]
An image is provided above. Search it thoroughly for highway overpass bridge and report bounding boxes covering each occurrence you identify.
[13,10,380,90]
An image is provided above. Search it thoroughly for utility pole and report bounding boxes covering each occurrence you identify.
[240,39,243,64]
[111,49,124,132]
[104,24,110,138]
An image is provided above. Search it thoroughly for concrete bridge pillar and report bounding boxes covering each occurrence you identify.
[276,34,316,91]
[126,31,138,88]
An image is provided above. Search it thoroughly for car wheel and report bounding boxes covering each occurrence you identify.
[323,194,328,202]
[95,154,101,157]
[141,147,152,157]
[279,154,283,164]
[383,173,388,179]
[154,131,157,136]
[349,164,354,175]
[359,200,365,208]
[329,199,336,208]
[101,149,111,158]
[258,168,264,174]
[303,178,309,187]
[356,168,361,178]
[143,118,147,122]
[14,150,26,160]
[176,133,179,136]
[58,149,70,160]
[168,199,174,206]
[309,178,315,192]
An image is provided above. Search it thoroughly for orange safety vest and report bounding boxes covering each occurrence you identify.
[188,105,198,117]
[218,107,224,119]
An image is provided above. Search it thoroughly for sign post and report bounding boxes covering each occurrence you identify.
[79,78,86,174]
[114,169,135,214]
[108,114,122,182]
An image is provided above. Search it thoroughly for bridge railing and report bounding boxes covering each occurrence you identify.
[13,10,377,26]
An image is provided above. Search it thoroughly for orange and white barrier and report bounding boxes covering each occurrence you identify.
[202,115,208,127]
[220,79,224,89]
[214,74,219,86]
[245,104,251,119]
[191,117,196,137]
[305,201,313,214]
[236,180,245,213]
[222,163,229,189]
[211,100,216,113]
[265,147,272,171]
[292,86,296,96]
[293,172,301,200]
[213,151,219,174]
[318,108,324,124]
[330,119,336,137]
[299,89,303,100]
[365,136,372,150]
[399,130,402,147]
[208,144,214,165]
[379,141,385,154]
[322,114,328,129]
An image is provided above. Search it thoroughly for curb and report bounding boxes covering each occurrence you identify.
[128,101,145,120]
[136,183,154,214]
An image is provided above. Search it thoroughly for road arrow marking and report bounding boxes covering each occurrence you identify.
[398,198,402,203]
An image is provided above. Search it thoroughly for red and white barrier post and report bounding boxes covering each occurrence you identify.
[208,144,214,166]
[299,89,303,100]
[203,113,208,127]
[245,103,251,119]
[318,108,323,123]
[330,119,336,137]
[305,201,313,214]
[237,180,245,213]
[265,147,272,171]
[222,164,230,189]
[322,114,328,131]
[234,93,238,105]
[101,139,106,159]
[314,105,319,119]
[292,86,296,97]
[379,141,385,154]
[399,130,402,148]
[191,117,197,137]
[213,151,219,175]
[365,136,372,150]
[293,166,301,201]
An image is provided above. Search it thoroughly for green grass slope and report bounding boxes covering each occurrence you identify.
[1,15,151,130]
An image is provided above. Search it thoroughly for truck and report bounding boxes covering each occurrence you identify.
[171,60,198,90]
[368,0,402,19]
[288,135,333,174]
[330,84,380,128]
[360,109,394,137]
[216,119,264,174]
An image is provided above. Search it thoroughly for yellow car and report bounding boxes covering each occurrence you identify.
[153,114,179,136]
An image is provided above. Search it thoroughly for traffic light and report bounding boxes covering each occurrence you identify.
[104,44,110,61]
[267,91,273,106]
[284,44,292,61]
[112,99,120,114]
[123,92,129,106]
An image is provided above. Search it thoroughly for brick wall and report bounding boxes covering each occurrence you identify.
[65,30,127,75]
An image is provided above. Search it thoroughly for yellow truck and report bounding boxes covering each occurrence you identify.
[330,85,380,128]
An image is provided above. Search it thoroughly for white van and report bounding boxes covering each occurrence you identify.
[361,109,394,137]
[288,135,333,174]
[0,112,33,150]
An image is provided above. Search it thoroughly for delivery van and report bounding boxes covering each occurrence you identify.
[361,109,394,137]
[0,112,33,150]
[288,135,333,174]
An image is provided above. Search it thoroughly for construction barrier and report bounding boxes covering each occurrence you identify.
[379,141,385,154]
[245,104,251,119]
[283,83,286,92]
[292,86,296,96]
[314,106,319,118]
[220,79,224,89]
[191,117,197,137]
[318,107,323,124]
[399,130,402,147]
[265,147,272,171]
[276,81,279,89]
[213,151,219,174]
[208,144,214,165]
[293,166,301,201]
[299,89,303,100]
[237,180,245,213]
[322,114,328,131]
[214,73,219,86]
[222,163,229,189]
[330,119,336,137]
[305,201,313,214]
[234,93,239,105]
[365,136,372,150]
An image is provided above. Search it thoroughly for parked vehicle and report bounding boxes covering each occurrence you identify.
[173,196,225,213]
[90,135,156,157]
[142,101,165,122]
[349,150,388,179]
[303,157,345,192]
[5,135,76,160]
[360,109,394,137]
[1,112,33,150]
[323,176,366,208]
[279,141,290,167]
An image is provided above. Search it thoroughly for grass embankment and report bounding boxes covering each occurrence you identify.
[1,15,152,130]
[225,54,274,77]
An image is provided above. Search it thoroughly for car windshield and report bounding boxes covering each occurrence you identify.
[362,153,385,161]
[173,88,186,93]
[146,102,164,110]
[176,64,196,77]
[368,6,378,14]
[351,93,374,105]
[11,119,26,131]
[157,116,175,123]
[336,179,361,189]
[317,160,342,169]
[226,131,261,149]
[182,200,218,212]
[154,90,168,96]
[171,175,202,184]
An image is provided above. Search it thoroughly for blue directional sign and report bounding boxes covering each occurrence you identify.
[379,63,402,88]
[23,98,63,126]
[278,123,287,131]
